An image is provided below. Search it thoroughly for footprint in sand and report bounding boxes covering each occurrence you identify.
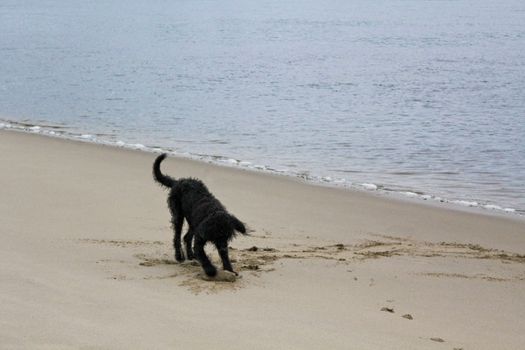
[430,337,445,343]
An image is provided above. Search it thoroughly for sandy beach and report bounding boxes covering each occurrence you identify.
[1,129,524,349]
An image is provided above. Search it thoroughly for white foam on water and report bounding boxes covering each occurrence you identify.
[223,158,239,165]
[451,200,479,207]
[361,183,378,190]
[80,134,93,139]
[403,191,419,197]
[484,204,502,210]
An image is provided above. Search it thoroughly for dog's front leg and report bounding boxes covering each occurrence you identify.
[194,237,217,277]
[216,242,237,275]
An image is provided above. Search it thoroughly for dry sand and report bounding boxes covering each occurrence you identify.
[1,129,524,349]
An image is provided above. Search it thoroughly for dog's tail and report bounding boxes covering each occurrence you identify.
[229,214,247,234]
[153,153,177,188]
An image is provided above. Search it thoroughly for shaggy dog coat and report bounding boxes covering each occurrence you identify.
[153,154,246,276]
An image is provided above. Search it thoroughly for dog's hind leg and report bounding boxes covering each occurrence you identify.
[194,236,217,277]
[183,228,195,260]
[168,196,185,262]
[171,212,185,262]
[216,241,236,275]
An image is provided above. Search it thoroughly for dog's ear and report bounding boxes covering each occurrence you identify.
[229,215,246,234]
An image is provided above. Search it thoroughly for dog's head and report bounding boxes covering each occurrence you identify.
[199,211,244,242]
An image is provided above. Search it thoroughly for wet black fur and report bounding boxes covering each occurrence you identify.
[153,153,246,276]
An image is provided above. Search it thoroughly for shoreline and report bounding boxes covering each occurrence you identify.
[1,119,522,218]
[1,128,525,349]
[1,127,524,246]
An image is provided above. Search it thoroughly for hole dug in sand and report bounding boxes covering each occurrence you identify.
[197,270,237,282]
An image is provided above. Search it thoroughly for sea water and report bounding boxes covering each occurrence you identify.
[1,0,524,213]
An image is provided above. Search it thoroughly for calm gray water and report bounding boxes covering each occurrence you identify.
[1,0,525,212]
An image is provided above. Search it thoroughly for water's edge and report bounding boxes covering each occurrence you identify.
[1,118,520,217]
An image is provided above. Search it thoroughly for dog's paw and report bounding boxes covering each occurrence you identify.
[198,270,237,282]
[175,253,185,262]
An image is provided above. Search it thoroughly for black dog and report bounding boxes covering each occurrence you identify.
[153,153,246,277]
